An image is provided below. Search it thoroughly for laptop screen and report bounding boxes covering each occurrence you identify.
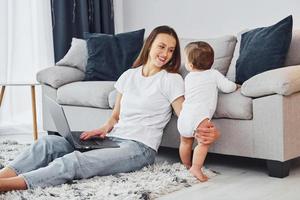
[44,96,75,145]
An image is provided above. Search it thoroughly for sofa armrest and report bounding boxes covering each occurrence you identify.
[36,66,85,88]
[241,65,300,97]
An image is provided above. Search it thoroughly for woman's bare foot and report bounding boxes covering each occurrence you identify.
[0,167,17,178]
[0,177,27,192]
[189,166,208,182]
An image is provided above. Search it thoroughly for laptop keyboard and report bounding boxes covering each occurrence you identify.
[72,132,103,146]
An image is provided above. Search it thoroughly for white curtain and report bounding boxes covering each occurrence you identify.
[0,0,54,133]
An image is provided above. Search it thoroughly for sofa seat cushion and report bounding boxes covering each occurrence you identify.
[214,88,253,119]
[57,81,115,108]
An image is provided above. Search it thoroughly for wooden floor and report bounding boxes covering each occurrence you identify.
[158,150,300,200]
[1,126,300,200]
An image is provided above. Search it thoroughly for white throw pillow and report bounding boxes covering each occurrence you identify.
[226,29,249,82]
[56,38,88,72]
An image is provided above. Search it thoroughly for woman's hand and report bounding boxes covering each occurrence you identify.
[194,121,220,145]
[80,127,108,140]
[80,92,122,141]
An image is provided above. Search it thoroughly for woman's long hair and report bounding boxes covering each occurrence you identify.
[132,25,181,73]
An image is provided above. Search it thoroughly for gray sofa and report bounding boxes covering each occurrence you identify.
[37,30,300,178]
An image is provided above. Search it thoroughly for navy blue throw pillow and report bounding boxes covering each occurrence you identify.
[235,15,293,84]
[84,29,145,81]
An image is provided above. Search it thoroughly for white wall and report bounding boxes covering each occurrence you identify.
[114,0,300,38]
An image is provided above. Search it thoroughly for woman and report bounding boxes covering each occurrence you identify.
[0,26,219,191]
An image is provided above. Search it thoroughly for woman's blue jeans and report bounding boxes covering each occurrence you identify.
[7,135,156,189]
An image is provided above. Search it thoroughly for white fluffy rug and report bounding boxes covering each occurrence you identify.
[0,140,216,200]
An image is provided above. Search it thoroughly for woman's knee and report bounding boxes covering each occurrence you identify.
[33,135,72,154]
[34,135,55,148]
[32,136,51,151]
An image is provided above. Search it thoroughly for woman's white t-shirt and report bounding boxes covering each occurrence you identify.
[108,66,184,151]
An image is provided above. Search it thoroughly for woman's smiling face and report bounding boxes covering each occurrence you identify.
[147,33,176,68]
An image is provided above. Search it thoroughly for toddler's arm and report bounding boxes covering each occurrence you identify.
[214,70,237,93]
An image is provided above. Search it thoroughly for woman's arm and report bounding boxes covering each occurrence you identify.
[80,92,122,140]
[104,92,122,132]
[215,70,237,93]
[171,96,184,116]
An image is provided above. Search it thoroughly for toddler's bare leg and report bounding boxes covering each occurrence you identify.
[189,119,210,182]
[189,142,209,182]
[179,136,194,169]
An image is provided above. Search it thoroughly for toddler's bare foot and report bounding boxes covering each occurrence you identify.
[189,166,208,182]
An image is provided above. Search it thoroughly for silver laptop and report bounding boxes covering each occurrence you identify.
[45,96,119,151]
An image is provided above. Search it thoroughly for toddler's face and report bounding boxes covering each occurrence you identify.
[184,54,193,72]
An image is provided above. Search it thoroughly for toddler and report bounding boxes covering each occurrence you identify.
[178,41,237,181]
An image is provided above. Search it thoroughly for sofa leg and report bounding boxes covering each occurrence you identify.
[266,160,290,178]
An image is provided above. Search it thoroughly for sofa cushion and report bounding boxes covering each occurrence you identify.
[227,29,300,83]
[36,66,85,89]
[214,88,253,120]
[57,81,115,108]
[241,65,300,97]
[179,35,237,78]
[56,38,88,72]
[236,15,293,84]
[84,29,145,81]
